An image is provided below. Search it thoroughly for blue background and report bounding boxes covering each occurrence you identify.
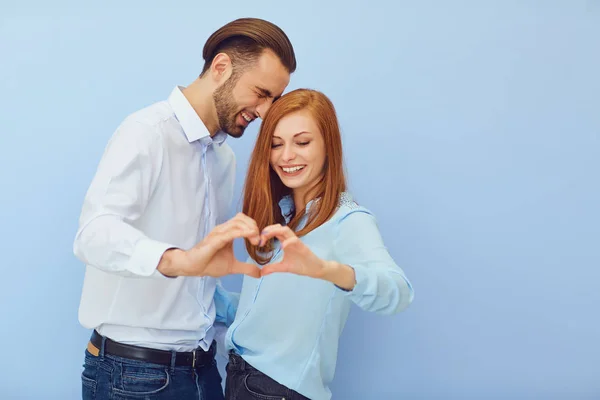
[1,1,599,399]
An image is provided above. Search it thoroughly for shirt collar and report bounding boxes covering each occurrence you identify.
[278,196,295,223]
[278,195,319,224]
[168,86,227,146]
[278,192,353,223]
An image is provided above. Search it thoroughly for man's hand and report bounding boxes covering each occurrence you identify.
[157,213,261,278]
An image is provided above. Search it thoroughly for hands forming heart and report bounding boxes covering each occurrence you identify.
[158,213,355,289]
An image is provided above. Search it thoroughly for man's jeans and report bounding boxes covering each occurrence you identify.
[81,341,224,400]
[224,352,309,400]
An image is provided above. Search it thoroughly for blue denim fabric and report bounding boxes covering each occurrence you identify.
[81,340,224,400]
[225,353,309,400]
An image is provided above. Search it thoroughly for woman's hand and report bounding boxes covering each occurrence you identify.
[259,224,356,290]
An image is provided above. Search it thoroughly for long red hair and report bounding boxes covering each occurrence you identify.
[243,88,347,264]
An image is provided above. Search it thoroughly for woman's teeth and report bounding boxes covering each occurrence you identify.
[282,166,305,173]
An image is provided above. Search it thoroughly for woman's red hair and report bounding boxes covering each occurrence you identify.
[243,88,347,264]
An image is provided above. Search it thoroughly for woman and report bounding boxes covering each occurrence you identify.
[223,89,414,400]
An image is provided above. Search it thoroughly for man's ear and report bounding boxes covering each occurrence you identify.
[210,53,233,84]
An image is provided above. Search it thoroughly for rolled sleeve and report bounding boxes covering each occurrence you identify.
[128,238,177,277]
[333,209,414,315]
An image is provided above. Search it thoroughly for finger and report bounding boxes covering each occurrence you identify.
[234,213,260,232]
[258,223,281,246]
[211,222,227,234]
[215,213,256,235]
[236,224,260,246]
[223,219,260,242]
[231,261,261,278]
[228,222,260,245]
[262,223,282,231]
[280,236,301,250]
[211,219,241,236]
[261,261,293,276]
[262,223,292,234]
[248,235,260,246]
[230,213,250,230]
[260,225,295,245]
[210,228,259,250]
[230,215,260,244]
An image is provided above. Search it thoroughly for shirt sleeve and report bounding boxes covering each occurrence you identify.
[73,119,177,277]
[333,208,414,315]
[214,280,240,327]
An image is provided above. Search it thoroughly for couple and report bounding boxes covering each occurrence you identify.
[74,17,413,400]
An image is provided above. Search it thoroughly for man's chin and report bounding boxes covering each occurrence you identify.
[225,125,245,138]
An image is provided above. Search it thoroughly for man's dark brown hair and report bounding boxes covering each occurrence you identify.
[200,18,296,76]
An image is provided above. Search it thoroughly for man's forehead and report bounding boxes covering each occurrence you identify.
[246,52,290,95]
[253,82,286,99]
[252,73,288,95]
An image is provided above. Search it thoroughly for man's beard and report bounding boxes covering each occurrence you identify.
[213,74,245,138]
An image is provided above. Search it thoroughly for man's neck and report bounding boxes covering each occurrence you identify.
[181,79,219,136]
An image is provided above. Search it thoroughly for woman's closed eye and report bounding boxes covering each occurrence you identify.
[271,141,310,148]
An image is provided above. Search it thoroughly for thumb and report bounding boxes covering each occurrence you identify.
[261,261,293,276]
[230,260,261,278]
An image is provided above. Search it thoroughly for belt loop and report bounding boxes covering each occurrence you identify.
[170,350,177,373]
[99,336,107,360]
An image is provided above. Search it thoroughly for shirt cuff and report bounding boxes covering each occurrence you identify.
[331,264,360,293]
[127,238,177,277]
[335,263,369,295]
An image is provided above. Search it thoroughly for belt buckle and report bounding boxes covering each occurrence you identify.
[192,349,197,368]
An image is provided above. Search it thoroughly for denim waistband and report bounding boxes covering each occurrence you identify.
[227,351,257,373]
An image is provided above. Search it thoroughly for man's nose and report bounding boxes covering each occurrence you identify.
[256,98,275,119]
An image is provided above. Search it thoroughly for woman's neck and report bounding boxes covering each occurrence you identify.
[293,185,318,213]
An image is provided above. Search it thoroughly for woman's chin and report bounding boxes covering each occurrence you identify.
[280,179,304,191]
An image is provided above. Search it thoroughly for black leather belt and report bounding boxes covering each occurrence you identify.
[90,330,215,367]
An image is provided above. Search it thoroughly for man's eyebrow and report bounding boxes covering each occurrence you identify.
[255,86,273,98]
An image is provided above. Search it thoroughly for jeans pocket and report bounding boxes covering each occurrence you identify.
[81,372,97,399]
[82,351,98,399]
[112,363,171,399]
[243,373,289,400]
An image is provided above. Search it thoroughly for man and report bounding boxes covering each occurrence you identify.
[73,17,296,399]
